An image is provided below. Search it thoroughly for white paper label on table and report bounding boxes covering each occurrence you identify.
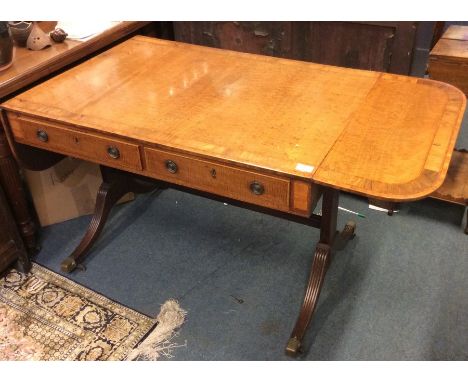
[295,163,315,173]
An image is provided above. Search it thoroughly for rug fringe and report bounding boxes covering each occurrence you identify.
[126,299,187,361]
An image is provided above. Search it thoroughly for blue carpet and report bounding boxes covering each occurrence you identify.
[34,112,468,361]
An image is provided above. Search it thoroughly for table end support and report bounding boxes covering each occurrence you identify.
[285,188,356,357]
[60,166,162,273]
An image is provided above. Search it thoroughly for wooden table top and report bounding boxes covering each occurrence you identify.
[0,21,150,99]
[2,36,466,201]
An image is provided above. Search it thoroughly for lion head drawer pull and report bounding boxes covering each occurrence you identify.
[107,146,120,159]
[165,159,178,174]
[36,129,48,142]
[250,181,265,196]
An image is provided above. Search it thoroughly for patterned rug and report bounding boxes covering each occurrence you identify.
[0,264,185,361]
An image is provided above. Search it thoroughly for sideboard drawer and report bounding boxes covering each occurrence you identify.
[8,114,142,171]
[144,147,291,211]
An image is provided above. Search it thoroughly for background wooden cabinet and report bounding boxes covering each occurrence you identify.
[172,22,419,74]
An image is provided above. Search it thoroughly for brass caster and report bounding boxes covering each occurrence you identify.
[285,337,302,357]
[61,257,77,273]
[342,220,356,240]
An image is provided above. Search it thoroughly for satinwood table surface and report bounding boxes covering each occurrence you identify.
[2,35,466,202]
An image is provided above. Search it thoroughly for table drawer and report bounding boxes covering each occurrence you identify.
[8,114,142,171]
[145,147,290,211]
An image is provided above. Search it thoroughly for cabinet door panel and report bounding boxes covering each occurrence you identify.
[173,21,417,74]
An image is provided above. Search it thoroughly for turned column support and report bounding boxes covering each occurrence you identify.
[465,207,468,235]
[0,126,38,254]
[0,109,66,255]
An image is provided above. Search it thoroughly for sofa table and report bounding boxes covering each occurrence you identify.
[0,36,465,356]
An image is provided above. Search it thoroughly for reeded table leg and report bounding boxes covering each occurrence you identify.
[286,242,332,356]
[60,166,161,273]
[285,188,356,357]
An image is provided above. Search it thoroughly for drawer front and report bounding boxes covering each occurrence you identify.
[145,147,290,211]
[8,114,142,171]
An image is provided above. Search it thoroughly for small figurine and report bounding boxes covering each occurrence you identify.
[50,28,68,43]
[26,22,51,51]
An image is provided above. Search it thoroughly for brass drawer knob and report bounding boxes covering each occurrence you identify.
[107,146,120,159]
[250,181,265,195]
[165,159,178,174]
[36,129,48,142]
